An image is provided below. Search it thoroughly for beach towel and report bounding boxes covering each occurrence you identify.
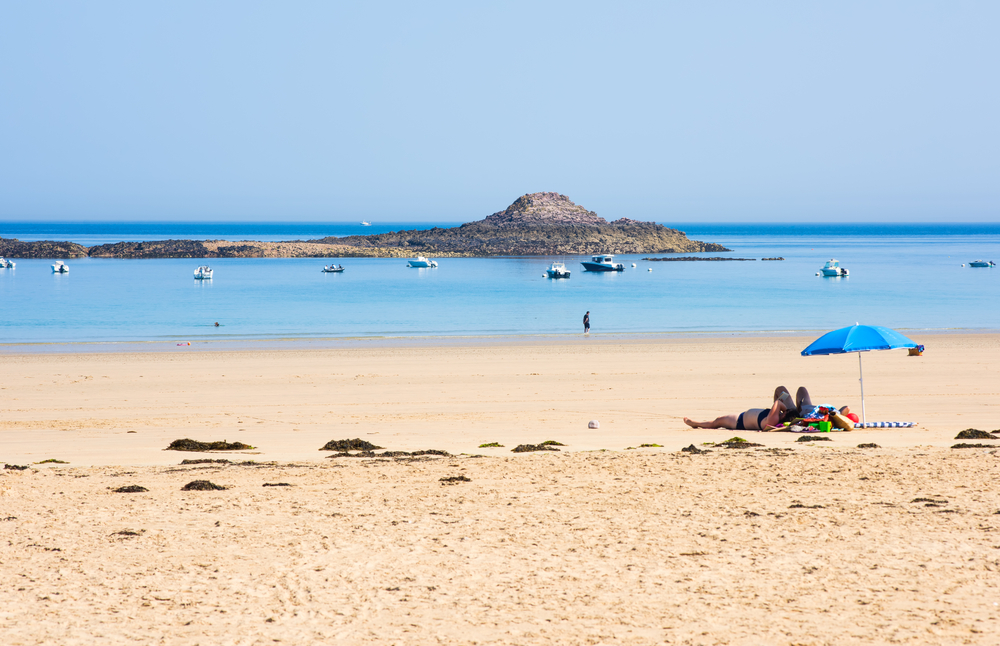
[853,422,915,428]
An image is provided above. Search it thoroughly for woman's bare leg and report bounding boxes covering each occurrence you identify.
[774,386,795,414]
[684,414,739,429]
[796,386,813,412]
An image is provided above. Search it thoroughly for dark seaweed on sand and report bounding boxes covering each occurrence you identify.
[951,443,995,449]
[166,439,254,452]
[181,480,227,491]
[4,464,30,470]
[326,449,449,458]
[857,443,880,449]
[478,442,504,448]
[681,444,711,454]
[511,444,560,453]
[263,482,292,487]
[540,440,565,446]
[320,438,384,451]
[796,435,833,442]
[113,485,148,493]
[440,475,471,484]
[954,429,998,440]
[181,459,232,465]
[718,437,763,449]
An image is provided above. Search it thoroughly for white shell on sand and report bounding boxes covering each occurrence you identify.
[588,420,600,429]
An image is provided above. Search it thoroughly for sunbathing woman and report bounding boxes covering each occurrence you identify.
[683,386,851,431]
[683,385,800,431]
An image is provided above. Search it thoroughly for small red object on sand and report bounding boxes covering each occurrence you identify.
[846,413,860,423]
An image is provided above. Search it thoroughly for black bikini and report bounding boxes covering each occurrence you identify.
[736,410,768,430]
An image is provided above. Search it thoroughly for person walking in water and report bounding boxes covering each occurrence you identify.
[583,311,590,334]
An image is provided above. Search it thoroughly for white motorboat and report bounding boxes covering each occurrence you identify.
[407,256,438,268]
[581,254,625,272]
[0,257,14,269]
[546,262,571,278]
[322,264,345,273]
[360,221,372,226]
[969,260,995,268]
[51,261,69,273]
[820,259,848,277]
[194,265,213,279]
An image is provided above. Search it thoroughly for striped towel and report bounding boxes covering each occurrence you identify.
[854,422,915,428]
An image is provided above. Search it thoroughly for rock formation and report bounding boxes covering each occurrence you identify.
[2,193,728,258]
[0,237,88,259]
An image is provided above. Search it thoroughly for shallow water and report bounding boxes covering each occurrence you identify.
[2,223,998,344]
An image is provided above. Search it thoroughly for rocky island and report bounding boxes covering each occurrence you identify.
[1,193,728,259]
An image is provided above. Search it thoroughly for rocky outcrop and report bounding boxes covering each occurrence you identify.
[0,237,88,259]
[87,239,391,259]
[315,193,729,255]
[482,192,604,226]
[2,193,728,258]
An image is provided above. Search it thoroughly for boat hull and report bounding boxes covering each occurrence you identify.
[581,262,623,272]
[969,261,994,268]
[547,270,571,278]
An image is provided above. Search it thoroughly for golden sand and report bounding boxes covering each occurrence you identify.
[1,334,998,644]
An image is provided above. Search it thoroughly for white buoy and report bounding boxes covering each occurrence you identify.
[648,267,652,271]
[631,263,636,268]
[815,272,821,276]
[588,420,600,429]
[961,264,965,267]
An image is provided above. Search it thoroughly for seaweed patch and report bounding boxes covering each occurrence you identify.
[681,444,711,454]
[180,459,232,465]
[796,435,833,442]
[181,480,227,491]
[440,475,471,484]
[511,444,560,453]
[478,442,504,448]
[857,443,880,449]
[113,485,149,493]
[954,429,997,440]
[166,439,254,452]
[319,438,383,451]
[951,443,995,449]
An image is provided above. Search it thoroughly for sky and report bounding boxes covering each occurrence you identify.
[1,1,998,223]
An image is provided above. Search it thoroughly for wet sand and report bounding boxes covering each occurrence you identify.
[1,334,999,644]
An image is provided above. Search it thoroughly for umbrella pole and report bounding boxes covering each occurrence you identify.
[858,352,866,426]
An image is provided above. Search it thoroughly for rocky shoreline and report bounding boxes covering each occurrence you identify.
[1,193,730,259]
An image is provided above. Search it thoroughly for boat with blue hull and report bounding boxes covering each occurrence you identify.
[581,254,624,272]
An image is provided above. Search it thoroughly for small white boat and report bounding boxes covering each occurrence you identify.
[51,261,69,273]
[546,262,571,279]
[969,260,995,268]
[194,265,213,279]
[360,221,372,226]
[407,256,438,268]
[820,259,848,277]
[322,264,345,273]
[581,254,625,272]
[0,257,14,269]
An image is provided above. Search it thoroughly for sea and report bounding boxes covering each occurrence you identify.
[2,221,998,348]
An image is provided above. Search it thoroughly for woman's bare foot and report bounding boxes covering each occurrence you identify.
[683,417,702,428]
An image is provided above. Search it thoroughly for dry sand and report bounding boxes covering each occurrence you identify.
[1,334,999,644]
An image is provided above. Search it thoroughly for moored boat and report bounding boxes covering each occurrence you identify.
[546,262,571,279]
[322,264,345,273]
[51,261,69,273]
[407,256,438,268]
[820,259,848,277]
[0,257,14,269]
[581,254,624,272]
[969,260,995,267]
[194,265,213,279]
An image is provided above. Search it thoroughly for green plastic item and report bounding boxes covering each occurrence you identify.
[807,421,833,432]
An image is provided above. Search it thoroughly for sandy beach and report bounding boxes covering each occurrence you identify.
[2,334,999,644]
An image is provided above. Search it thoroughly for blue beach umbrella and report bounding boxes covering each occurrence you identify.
[801,324,918,425]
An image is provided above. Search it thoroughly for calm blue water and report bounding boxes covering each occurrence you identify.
[2,222,998,345]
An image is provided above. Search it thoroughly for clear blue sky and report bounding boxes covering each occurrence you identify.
[1,1,997,222]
